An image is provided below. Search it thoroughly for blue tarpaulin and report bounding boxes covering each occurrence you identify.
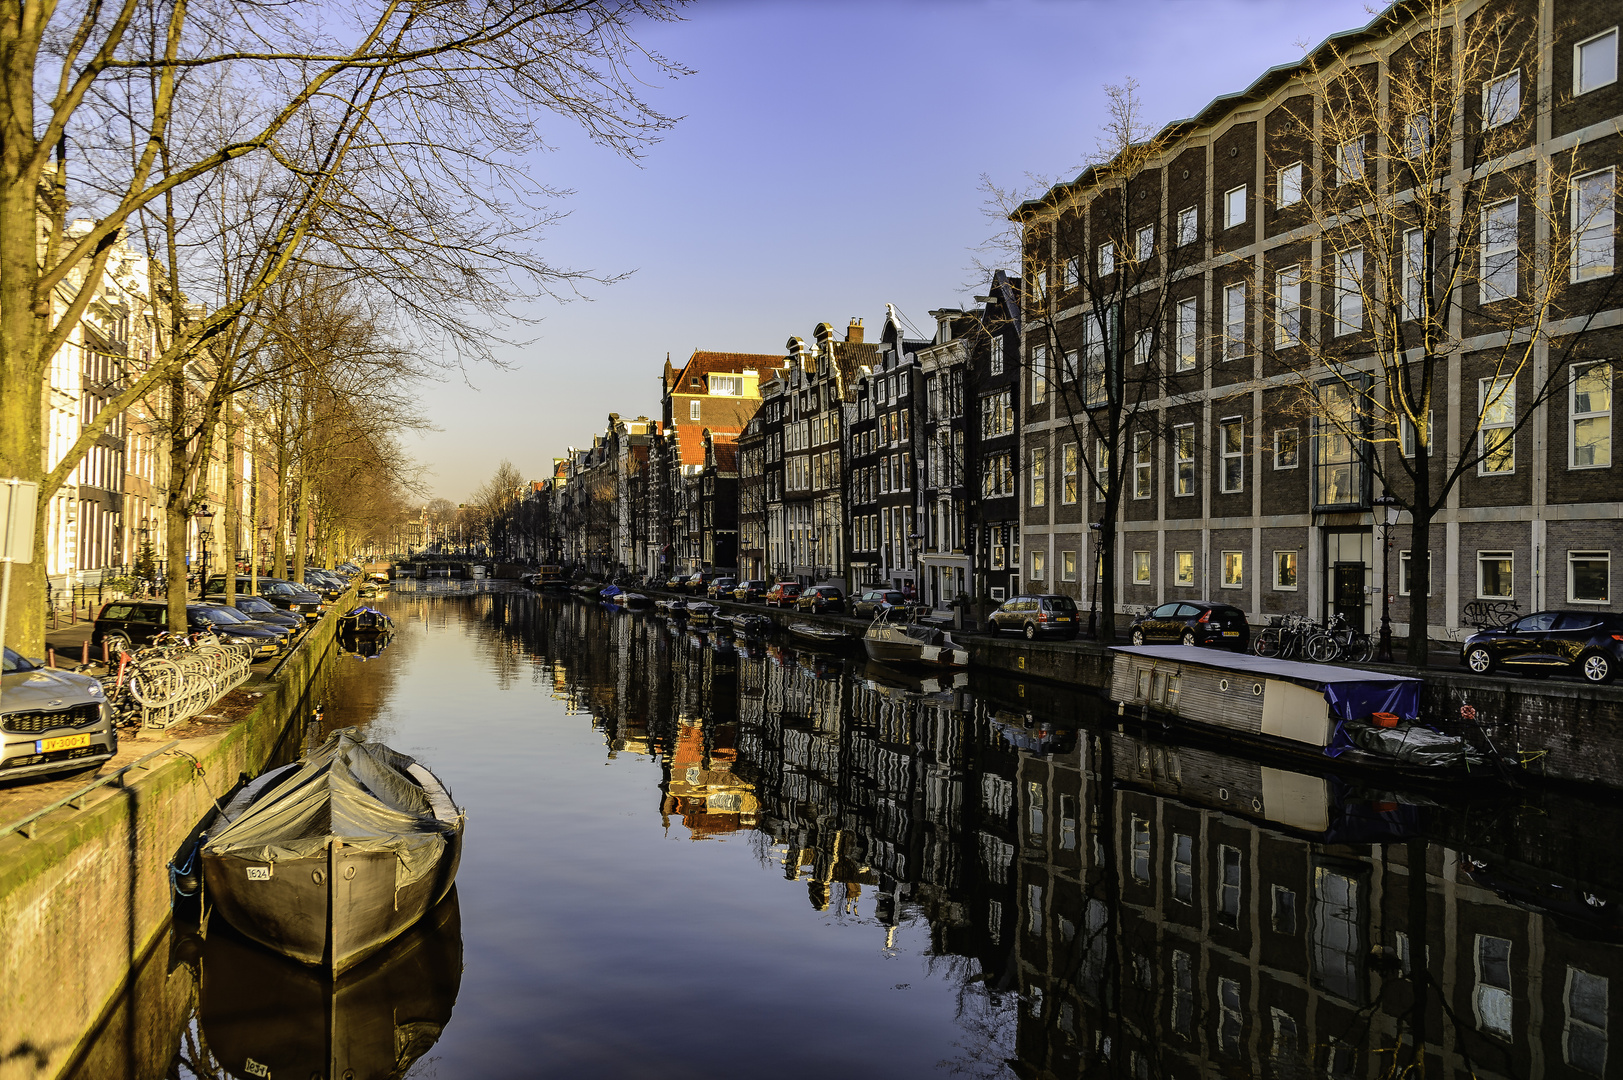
[1321,678,1420,721]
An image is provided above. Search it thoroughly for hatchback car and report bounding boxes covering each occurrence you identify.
[206,595,304,635]
[683,572,714,594]
[1461,609,1623,683]
[852,589,907,618]
[989,594,1080,639]
[796,586,846,614]
[732,580,769,602]
[707,577,737,600]
[1,647,116,781]
[1128,601,1250,650]
[664,574,688,590]
[207,576,325,620]
[764,582,803,608]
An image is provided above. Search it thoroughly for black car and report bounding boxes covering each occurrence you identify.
[206,594,305,635]
[795,586,846,614]
[707,577,737,600]
[732,579,769,602]
[852,589,907,618]
[1461,609,1623,683]
[206,575,326,620]
[989,594,1080,639]
[1128,601,1250,650]
[92,601,287,657]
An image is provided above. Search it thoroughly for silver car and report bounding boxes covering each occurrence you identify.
[2,647,117,781]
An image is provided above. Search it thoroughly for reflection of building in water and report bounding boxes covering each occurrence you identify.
[660,717,758,839]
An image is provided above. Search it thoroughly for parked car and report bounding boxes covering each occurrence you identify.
[852,589,907,618]
[1461,609,1623,683]
[92,601,286,657]
[707,577,737,600]
[206,594,305,635]
[683,572,714,594]
[796,586,846,614]
[191,604,294,654]
[664,574,688,590]
[1127,601,1250,650]
[732,579,769,602]
[206,576,326,620]
[989,594,1080,639]
[1,647,116,782]
[301,570,346,599]
[763,582,803,608]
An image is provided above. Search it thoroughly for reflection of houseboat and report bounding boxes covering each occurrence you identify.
[1109,646,1487,776]
[862,620,968,667]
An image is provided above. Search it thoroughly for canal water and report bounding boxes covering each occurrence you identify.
[72,582,1623,1078]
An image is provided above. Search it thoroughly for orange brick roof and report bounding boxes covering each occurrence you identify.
[669,349,781,392]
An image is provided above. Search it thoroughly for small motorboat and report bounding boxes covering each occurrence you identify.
[686,601,720,625]
[337,606,393,635]
[788,622,851,646]
[862,616,968,667]
[655,598,688,618]
[730,614,773,639]
[198,728,464,974]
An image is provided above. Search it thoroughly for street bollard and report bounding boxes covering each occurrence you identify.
[46,648,55,669]
[81,641,89,666]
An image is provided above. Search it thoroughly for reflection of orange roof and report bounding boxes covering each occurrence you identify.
[668,350,780,391]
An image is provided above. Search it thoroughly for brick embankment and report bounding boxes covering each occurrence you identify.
[0,588,355,1080]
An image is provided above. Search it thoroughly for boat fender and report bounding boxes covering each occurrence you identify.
[169,839,203,897]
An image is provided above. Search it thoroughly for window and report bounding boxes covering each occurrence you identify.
[1030,549,1045,581]
[1172,951,1194,1038]
[990,336,1004,375]
[1478,551,1513,598]
[1174,423,1195,495]
[1314,869,1362,1002]
[1222,283,1246,360]
[1131,816,1151,881]
[1178,205,1198,246]
[1061,550,1077,581]
[1576,28,1618,96]
[1336,137,1364,184]
[1483,70,1520,127]
[1566,967,1609,1076]
[1220,417,1244,492]
[1572,168,1616,281]
[1274,550,1298,590]
[1062,347,1079,383]
[1276,265,1302,346]
[1134,328,1152,366]
[1175,298,1197,371]
[1221,551,1243,589]
[1098,241,1116,277]
[710,374,742,396]
[1133,431,1152,498]
[982,390,1014,438]
[1172,833,1193,903]
[1136,224,1154,262]
[1278,162,1303,207]
[1405,111,1432,157]
[1403,228,1427,320]
[1481,198,1519,302]
[1219,977,1243,1054]
[1399,550,1431,596]
[1334,247,1364,335]
[1031,344,1048,404]
[689,399,702,421]
[1062,442,1078,504]
[1479,375,1516,474]
[1573,362,1613,468]
[1401,410,1434,457]
[1224,185,1247,229]
[1272,885,1297,933]
[1474,934,1513,1038]
[1216,847,1243,925]
[1082,312,1109,406]
[1175,550,1195,587]
[1031,445,1046,507]
[1094,440,1108,502]
[1570,551,1610,603]
[1062,255,1081,290]
[1134,550,1152,585]
[1315,382,1364,507]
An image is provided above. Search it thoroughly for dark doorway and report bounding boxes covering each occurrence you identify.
[1332,562,1366,632]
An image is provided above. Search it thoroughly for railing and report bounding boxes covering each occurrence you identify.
[0,740,180,841]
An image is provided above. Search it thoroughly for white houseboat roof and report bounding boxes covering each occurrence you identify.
[1109,646,1421,688]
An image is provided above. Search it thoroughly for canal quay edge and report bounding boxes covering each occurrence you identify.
[629,584,1623,793]
[0,588,354,1080]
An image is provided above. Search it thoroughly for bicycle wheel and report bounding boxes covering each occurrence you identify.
[1253,629,1281,657]
[1344,634,1374,664]
[1304,632,1338,663]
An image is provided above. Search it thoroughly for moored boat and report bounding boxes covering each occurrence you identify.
[686,601,720,625]
[199,728,465,974]
[787,621,851,646]
[862,618,968,667]
[337,606,393,635]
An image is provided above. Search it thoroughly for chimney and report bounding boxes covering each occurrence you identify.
[846,317,864,344]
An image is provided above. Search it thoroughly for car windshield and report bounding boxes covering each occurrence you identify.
[238,597,275,613]
[192,606,246,624]
[2,647,36,674]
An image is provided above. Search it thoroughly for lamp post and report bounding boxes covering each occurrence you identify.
[1087,521,1103,638]
[194,505,215,598]
[1373,494,1400,663]
[907,531,922,605]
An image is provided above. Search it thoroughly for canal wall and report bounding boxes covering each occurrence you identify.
[624,587,1623,792]
[0,596,349,1080]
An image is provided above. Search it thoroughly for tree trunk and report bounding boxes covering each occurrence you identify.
[224,397,239,603]
[164,371,190,632]
[1406,436,1435,667]
[1,159,48,652]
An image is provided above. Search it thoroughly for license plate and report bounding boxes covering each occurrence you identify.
[37,733,91,753]
[1223,631,1240,637]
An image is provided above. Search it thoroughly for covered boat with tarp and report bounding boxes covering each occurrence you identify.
[337,606,393,635]
[1109,646,1489,776]
[199,728,464,973]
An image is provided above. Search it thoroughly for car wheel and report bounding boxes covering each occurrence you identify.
[1465,646,1494,675]
[1181,630,1197,646]
[1131,629,1145,646]
[1024,622,1037,641]
[1580,651,1616,684]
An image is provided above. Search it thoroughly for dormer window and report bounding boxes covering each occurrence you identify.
[710,375,742,396]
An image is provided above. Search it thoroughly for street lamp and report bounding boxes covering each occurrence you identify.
[907,531,922,602]
[1087,521,1103,638]
[195,505,216,597]
[1373,494,1401,663]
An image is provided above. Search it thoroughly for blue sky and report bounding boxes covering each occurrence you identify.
[413,0,1382,500]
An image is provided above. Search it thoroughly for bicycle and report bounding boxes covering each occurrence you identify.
[1254,613,1315,660]
[1303,613,1374,664]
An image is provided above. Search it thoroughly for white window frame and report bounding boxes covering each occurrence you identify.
[1576,27,1619,96]
[1061,441,1079,505]
[1402,228,1427,321]
[1401,410,1434,457]
[1133,431,1152,499]
[1134,328,1153,366]
[1477,550,1514,599]
[1133,550,1152,585]
[1571,167,1616,282]
[1223,283,1246,361]
[1564,966,1610,1077]
[1399,550,1432,596]
[1474,933,1514,1039]
[1571,361,1613,469]
[1273,550,1298,591]
[1336,136,1364,184]
[1219,416,1244,493]
[1481,198,1519,303]
[1224,184,1247,230]
[1274,427,1299,470]
[1275,265,1301,346]
[1098,241,1116,278]
[1031,344,1048,404]
[1062,255,1081,290]
[1174,550,1195,587]
[1030,445,1046,507]
[1093,439,1108,503]
[1030,549,1045,582]
[1277,162,1303,207]
[1175,298,1197,371]
[1061,550,1077,582]
[689,399,702,421]
[1479,375,1516,475]
[990,336,1004,375]
[1221,550,1243,589]
[1174,423,1195,496]
[1405,111,1432,158]
[1136,224,1154,262]
[1334,247,1364,336]
[1483,69,1521,128]
[1569,551,1611,604]
[1177,206,1197,247]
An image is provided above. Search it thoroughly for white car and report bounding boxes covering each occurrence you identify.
[2,648,116,782]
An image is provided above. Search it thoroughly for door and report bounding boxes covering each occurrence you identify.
[1498,611,1558,666]
[1332,564,1366,632]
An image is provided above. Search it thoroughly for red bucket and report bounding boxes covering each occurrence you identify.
[1372,712,1399,728]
